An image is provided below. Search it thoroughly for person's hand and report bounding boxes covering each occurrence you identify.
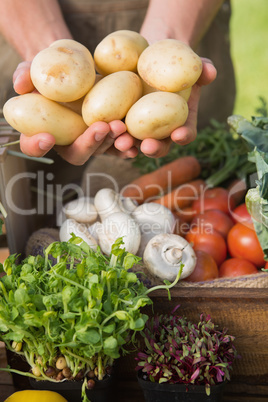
[12,58,216,164]
[137,58,217,158]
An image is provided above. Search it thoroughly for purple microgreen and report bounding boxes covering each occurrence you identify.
[136,308,239,395]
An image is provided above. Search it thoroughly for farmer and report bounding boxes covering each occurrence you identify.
[0,0,234,165]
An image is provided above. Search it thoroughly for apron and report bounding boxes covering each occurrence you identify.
[0,0,235,127]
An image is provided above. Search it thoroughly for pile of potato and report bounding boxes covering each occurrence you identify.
[3,30,202,145]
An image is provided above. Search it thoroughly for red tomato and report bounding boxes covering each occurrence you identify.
[184,249,219,282]
[186,230,227,267]
[172,213,190,237]
[191,209,234,239]
[174,206,197,223]
[219,258,258,277]
[264,261,268,270]
[227,222,265,267]
[230,203,253,226]
[227,178,247,207]
[192,187,235,216]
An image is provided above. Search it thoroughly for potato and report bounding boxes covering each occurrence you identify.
[137,39,202,92]
[3,93,88,145]
[59,74,103,115]
[141,79,192,101]
[94,30,149,75]
[82,71,143,126]
[30,39,96,102]
[177,87,192,102]
[125,92,189,140]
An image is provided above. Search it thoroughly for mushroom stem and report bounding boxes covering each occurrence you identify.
[164,247,183,264]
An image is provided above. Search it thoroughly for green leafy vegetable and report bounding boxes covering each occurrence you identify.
[227,112,268,263]
[0,235,182,401]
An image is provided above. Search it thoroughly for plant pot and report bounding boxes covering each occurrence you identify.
[29,374,116,402]
[86,375,116,402]
[137,375,226,402]
[29,377,82,402]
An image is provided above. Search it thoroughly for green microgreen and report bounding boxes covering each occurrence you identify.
[0,235,181,401]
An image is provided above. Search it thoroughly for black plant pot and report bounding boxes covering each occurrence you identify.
[86,375,116,402]
[30,375,115,402]
[137,375,226,402]
[29,378,82,401]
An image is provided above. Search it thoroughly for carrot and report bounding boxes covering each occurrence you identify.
[153,179,205,212]
[173,205,198,223]
[122,156,201,204]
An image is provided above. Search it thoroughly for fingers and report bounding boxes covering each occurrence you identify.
[113,132,139,152]
[54,122,111,165]
[140,137,172,158]
[197,58,217,86]
[106,146,139,159]
[13,61,35,94]
[20,133,56,157]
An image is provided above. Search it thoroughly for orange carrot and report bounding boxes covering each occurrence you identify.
[153,179,205,212]
[122,156,201,204]
[173,205,198,223]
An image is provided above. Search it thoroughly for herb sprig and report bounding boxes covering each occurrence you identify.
[132,119,255,187]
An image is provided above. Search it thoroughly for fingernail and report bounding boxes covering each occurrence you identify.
[13,73,22,88]
[95,131,108,141]
[39,140,54,151]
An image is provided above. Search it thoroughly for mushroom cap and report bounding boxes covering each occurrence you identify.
[143,233,196,281]
[132,202,175,234]
[97,211,141,255]
[136,231,156,257]
[59,218,98,250]
[94,188,122,220]
[63,196,97,224]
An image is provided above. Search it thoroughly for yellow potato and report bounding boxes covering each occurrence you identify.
[125,92,189,140]
[138,39,202,92]
[59,74,104,115]
[177,86,192,102]
[30,39,96,102]
[82,71,143,126]
[141,79,192,101]
[94,30,149,75]
[3,93,88,145]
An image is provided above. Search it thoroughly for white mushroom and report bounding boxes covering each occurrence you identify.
[94,188,123,221]
[136,232,156,258]
[59,218,98,250]
[62,196,98,224]
[87,221,102,243]
[119,196,138,214]
[132,202,176,256]
[143,233,196,281]
[96,211,141,255]
[132,202,176,234]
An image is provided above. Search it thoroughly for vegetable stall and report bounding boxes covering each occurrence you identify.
[0,32,268,402]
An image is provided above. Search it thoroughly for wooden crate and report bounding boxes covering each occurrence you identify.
[0,129,34,256]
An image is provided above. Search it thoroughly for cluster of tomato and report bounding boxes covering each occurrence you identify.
[174,186,266,282]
